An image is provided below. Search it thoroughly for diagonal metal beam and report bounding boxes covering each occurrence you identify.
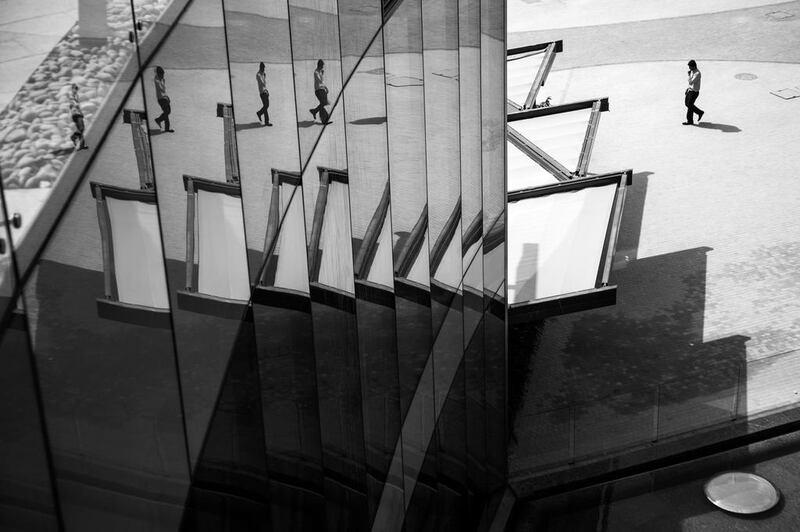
[576,99,603,176]
[523,42,556,109]
[507,125,571,181]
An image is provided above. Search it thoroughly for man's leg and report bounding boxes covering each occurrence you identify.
[162,100,172,131]
[684,91,697,124]
[692,93,704,121]
[262,92,271,124]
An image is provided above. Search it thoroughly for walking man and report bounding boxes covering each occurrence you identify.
[69,84,89,150]
[683,60,704,125]
[309,59,332,125]
[154,66,174,132]
[256,62,272,126]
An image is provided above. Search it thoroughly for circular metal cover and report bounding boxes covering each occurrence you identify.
[705,472,779,514]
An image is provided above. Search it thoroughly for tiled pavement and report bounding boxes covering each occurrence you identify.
[509,3,800,478]
[0,0,77,111]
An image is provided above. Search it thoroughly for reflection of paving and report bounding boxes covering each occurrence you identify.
[143,68,232,260]
[511,58,800,474]
[229,62,300,253]
[507,0,794,33]
[0,0,76,109]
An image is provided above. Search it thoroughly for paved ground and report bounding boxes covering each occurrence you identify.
[506,0,795,33]
[509,1,800,477]
[0,0,76,111]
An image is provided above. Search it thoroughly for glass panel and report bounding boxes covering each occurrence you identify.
[222,0,326,527]
[507,185,617,303]
[420,0,468,524]
[287,0,369,526]
[376,0,439,528]
[0,188,19,319]
[2,0,182,278]
[0,186,61,531]
[481,0,507,499]
[338,0,404,522]
[21,79,189,531]
[458,0,486,516]
[141,0,256,473]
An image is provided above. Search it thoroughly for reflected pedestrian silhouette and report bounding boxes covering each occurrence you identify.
[154,66,174,133]
[69,84,89,151]
[309,59,332,125]
[256,62,272,126]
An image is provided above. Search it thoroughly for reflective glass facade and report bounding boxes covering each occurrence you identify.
[0,0,507,529]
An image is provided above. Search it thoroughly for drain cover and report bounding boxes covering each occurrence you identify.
[735,73,758,80]
[765,10,795,20]
[705,472,780,514]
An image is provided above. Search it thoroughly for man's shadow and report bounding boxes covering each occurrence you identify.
[235,122,265,132]
[696,122,741,133]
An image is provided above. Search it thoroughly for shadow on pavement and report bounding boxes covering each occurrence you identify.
[350,116,387,125]
[235,121,264,131]
[696,122,741,133]
[616,171,652,262]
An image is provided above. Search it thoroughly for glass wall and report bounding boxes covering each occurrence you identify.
[0,0,509,529]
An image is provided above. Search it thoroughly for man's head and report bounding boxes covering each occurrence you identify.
[317,59,324,70]
[688,60,697,71]
[71,83,79,93]
[259,61,265,72]
[156,66,165,78]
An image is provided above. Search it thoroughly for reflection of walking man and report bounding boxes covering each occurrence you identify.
[69,84,89,150]
[683,60,704,125]
[256,62,272,126]
[154,66,174,133]
[309,59,332,125]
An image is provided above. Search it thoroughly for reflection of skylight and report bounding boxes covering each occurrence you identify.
[508,183,617,304]
[196,190,250,300]
[317,180,355,294]
[512,108,593,173]
[507,141,560,191]
[507,50,547,106]
[273,187,309,294]
[106,197,170,308]
[365,211,395,289]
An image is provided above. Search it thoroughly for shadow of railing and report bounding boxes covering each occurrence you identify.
[511,347,800,475]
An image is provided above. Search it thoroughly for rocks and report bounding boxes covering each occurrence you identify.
[5,128,26,143]
[27,164,58,188]
[17,155,37,168]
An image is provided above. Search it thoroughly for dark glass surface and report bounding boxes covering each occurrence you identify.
[338,0,403,523]
[481,0,507,503]
[21,80,190,530]
[287,0,370,528]
[142,0,256,473]
[180,313,271,532]
[222,0,326,528]
[0,198,60,532]
[380,0,438,528]
[252,299,326,531]
[420,0,469,526]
